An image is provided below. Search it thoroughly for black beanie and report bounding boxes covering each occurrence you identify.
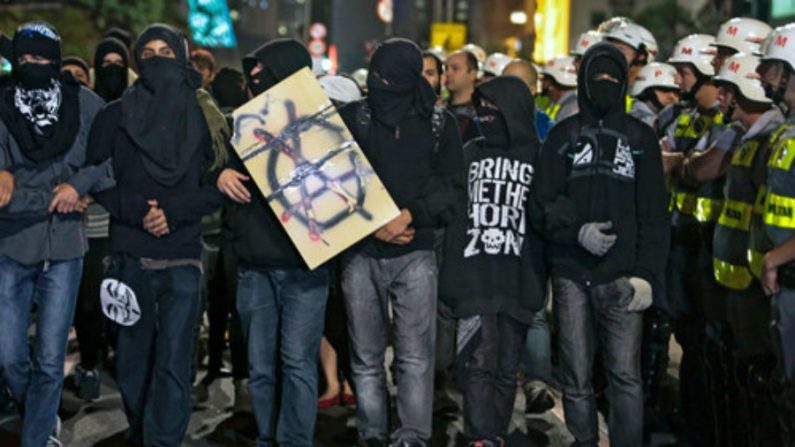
[63,56,90,78]
[12,21,61,67]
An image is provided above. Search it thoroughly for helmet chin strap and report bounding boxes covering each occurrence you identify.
[682,73,707,104]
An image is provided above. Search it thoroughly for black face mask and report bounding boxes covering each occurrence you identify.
[95,64,128,101]
[15,62,60,89]
[248,69,279,96]
[589,79,622,117]
[138,56,182,89]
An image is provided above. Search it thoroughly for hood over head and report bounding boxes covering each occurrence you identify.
[242,38,311,96]
[366,38,436,128]
[577,42,628,123]
[473,75,539,150]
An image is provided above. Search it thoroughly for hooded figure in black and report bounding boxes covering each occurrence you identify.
[531,42,669,447]
[0,21,81,164]
[215,38,332,446]
[439,76,545,443]
[85,23,225,447]
[335,39,464,446]
[93,37,130,102]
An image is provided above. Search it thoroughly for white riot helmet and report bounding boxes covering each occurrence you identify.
[426,45,447,62]
[351,68,368,92]
[712,17,772,55]
[756,23,795,72]
[596,16,634,33]
[571,30,603,57]
[668,34,718,76]
[483,52,513,76]
[542,56,577,87]
[462,43,486,78]
[630,62,680,97]
[713,54,771,104]
[603,22,659,62]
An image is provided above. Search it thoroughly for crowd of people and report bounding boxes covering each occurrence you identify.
[0,12,794,447]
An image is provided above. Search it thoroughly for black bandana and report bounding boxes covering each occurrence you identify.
[366,38,436,129]
[120,23,204,187]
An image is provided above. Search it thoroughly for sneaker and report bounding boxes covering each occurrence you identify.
[46,416,63,447]
[524,380,555,414]
[75,365,101,402]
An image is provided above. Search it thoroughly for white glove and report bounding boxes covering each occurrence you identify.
[578,222,617,257]
[627,277,653,312]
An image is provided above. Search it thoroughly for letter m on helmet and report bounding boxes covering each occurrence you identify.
[776,35,789,48]
[681,47,693,55]
[727,26,739,36]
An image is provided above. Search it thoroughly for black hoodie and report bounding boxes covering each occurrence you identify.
[225,39,311,268]
[532,43,669,286]
[439,76,546,323]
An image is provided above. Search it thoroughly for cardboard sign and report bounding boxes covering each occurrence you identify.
[231,67,400,269]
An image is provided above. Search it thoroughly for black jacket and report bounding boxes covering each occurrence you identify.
[339,100,464,258]
[88,100,223,261]
[532,44,669,286]
[439,77,546,324]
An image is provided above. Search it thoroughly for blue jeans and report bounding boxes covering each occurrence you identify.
[341,250,437,443]
[236,266,329,447]
[114,260,201,447]
[553,276,643,447]
[0,255,82,447]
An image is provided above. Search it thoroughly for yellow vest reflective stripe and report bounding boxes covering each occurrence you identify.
[748,248,765,279]
[731,140,760,168]
[626,95,634,113]
[764,192,795,229]
[546,103,561,121]
[694,197,724,223]
[718,199,753,231]
[768,138,795,172]
[713,258,754,290]
[754,185,766,215]
[672,191,697,215]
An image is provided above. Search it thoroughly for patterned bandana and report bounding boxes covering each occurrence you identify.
[14,78,62,131]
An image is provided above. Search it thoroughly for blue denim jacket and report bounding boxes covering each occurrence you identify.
[0,86,114,264]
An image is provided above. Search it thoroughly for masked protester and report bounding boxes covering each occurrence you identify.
[93,37,130,102]
[67,36,132,404]
[86,23,227,446]
[62,55,90,86]
[334,38,464,447]
[439,76,545,446]
[214,38,330,446]
[532,43,669,447]
[0,21,111,447]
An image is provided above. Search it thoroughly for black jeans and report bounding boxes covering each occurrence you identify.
[205,241,248,379]
[114,258,201,447]
[462,313,526,441]
[74,237,109,369]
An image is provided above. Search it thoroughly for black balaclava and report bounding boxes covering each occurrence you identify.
[210,66,247,110]
[0,21,81,163]
[62,56,90,85]
[578,43,628,122]
[367,38,436,129]
[242,38,311,96]
[120,23,204,187]
[93,37,129,102]
[473,76,540,151]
